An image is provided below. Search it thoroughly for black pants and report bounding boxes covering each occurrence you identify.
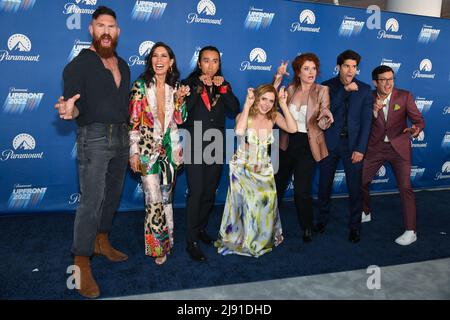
[72,123,129,256]
[185,162,223,243]
[317,136,363,231]
[275,132,316,230]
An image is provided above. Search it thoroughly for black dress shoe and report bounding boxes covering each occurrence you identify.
[186,242,206,262]
[198,230,213,245]
[303,228,313,243]
[313,222,326,234]
[348,229,361,243]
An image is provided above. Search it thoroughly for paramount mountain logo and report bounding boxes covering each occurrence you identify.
[240,48,272,72]
[290,9,320,33]
[381,58,401,74]
[63,0,97,15]
[128,40,155,67]
[373,165,389,184]
[68,39,91,62]
[0,34,39,62]
[0,0,35,12]
[244,7,275,30]
[412,59,435,79]
[415,97,433,114]
[339,16,364,37]
[8,33,31,51]
[3,87,44,114]
[418,24,440,44]
[412,131,427,148]
[187,0,222,25]
[435,161,450,180]
[377,18,403,40]
[8,184,47,210]
[386,18,399,32]
[131,1,167,21]
[0,133,44,161]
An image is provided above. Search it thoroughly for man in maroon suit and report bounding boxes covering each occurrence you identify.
[361,65,425,246]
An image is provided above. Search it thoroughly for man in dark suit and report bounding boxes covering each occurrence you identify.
[315,50,373,243]
[361,65,424,246]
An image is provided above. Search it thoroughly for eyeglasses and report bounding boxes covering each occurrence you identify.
[377,78,395,83]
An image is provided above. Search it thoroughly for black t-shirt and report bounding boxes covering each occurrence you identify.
[63,49,130,127]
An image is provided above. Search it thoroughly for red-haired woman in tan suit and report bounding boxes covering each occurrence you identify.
[273,53,334,243]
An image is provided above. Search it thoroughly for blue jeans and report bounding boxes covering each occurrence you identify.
[72,123,129,256]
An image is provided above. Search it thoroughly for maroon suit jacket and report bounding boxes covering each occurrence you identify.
[367,88,425,161]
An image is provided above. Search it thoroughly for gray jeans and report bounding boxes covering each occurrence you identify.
[72,122,129,256]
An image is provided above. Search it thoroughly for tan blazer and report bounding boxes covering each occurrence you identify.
[279,83,330,162]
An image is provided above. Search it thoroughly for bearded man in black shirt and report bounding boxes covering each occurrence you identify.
[55,6,130,299]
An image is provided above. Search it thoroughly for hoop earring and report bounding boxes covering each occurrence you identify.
[169,66,173,74]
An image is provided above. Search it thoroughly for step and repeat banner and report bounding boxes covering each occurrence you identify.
[1,0,449,214]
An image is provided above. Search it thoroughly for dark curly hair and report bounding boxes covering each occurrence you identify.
[141,42,180,88]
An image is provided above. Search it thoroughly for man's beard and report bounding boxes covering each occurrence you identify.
[93,34,118,59]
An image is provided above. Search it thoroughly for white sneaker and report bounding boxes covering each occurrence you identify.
[361,211,371,223]
[395,230,417,246]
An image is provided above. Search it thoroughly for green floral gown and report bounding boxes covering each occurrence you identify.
[216,128,283,257]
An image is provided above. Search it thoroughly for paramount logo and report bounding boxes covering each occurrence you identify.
[373,165,389,184]
[290,9,320,33]
[0,34,39,62]
[0,133,44,161]
[186,0,222,25]
[412,59,436,79]
[128,40,155,67]
[240,48,272,72]
[377,18,403,40]
[411,131,427,148]
[63,0,97,15]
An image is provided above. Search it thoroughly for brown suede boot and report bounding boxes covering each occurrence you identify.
[73,256,100,299]
[94,233,128,262]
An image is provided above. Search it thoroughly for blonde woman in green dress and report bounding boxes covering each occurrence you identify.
[216,84,297,257]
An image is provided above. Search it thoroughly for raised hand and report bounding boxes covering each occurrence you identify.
[278,86,288,106]
[175,85,190,100]
[54,94,80,120]
[373,97,384,113]
[244,88,255,108]
[317,108,334,130]
[212,76,224,87]
[344,82,359,92]
[199,75,213,87]
[403,124,420,138]
[276,60,290,78]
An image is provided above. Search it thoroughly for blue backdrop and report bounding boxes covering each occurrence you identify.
[1,0,449,214]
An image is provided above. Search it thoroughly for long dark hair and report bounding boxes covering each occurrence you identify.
[141,42,180,87]
[187,45,223,80]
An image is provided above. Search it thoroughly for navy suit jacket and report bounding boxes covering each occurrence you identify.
[321,76,373,154]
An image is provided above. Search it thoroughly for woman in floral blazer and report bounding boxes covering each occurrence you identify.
[129,42,189,265]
